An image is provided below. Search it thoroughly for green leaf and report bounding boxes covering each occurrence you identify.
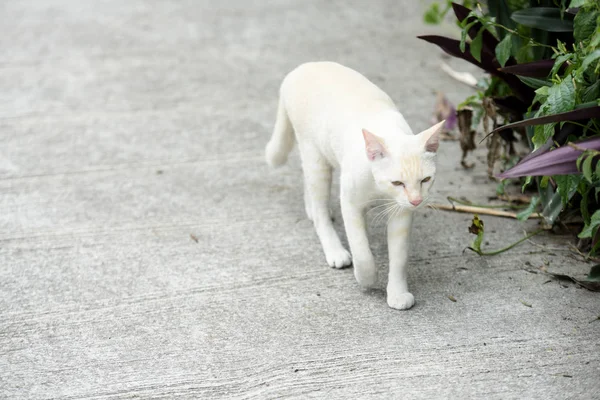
[532,123,556,148]
[581,188,590,224]
[495,34,512,67]
[522,175,533,192]
[532,124,550,148]
[468,215,485,253]
[582,154,594,183]
[592,30,600,48]
[568,0,587,7]
[517,196,540,221]
[514,35,530,62]
[424,3,441,24]
[541,191,563,226]
[551,54,572,77]
[581,50,600,73]
[535,86,550,96]
[574,10,599,43]
[460,20,478,53]
[460,27,467,53]
[507,0,530,11]
[488,0,516,40]
[532,93,545,107]
[496,180,506,195]
[519,76,552,89]
[470,28,484,62]
[547,77,575,116]
[511,7,574,32]
[587,265,600,282]
[582,80,600,103]
[577,153,585,171]
[532,85,550,106]
[579,209,600,238]
[555,175,583,206]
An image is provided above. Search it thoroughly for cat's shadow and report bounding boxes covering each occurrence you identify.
[359,285,386,301]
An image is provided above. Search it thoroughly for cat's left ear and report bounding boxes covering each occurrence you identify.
[419,120,445,153]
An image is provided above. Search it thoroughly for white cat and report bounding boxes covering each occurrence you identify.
[265,62,444,310]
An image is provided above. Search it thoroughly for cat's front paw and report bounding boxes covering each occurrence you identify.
[353,259,378,288]
[386,291,415,310]
[325,247,352,269]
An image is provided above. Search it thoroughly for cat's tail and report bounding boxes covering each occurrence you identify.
[265,94,294,167]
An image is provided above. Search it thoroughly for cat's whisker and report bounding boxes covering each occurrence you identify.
[377,210,393,227]
[371,206,388,226]
[368,201,395,215]
[360,198,394,207]
[423,198,441,214]
[387,204,406,225]
[367,201,396,215]
[383,204,398,226]
[371,202,397,227]
[367,200,395,209]
[381,203,401,227]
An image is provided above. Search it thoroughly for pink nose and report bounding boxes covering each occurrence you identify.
[410,198,422,206]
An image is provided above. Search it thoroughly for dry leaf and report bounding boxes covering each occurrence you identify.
[519,299,533,308]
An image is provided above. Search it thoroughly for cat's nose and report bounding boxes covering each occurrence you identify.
[409,198,422,206]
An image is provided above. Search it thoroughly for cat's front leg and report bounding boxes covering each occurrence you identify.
[340,196,378,288]
[386,212,415,310]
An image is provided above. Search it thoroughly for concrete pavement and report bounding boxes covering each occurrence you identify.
[1,0,598,398]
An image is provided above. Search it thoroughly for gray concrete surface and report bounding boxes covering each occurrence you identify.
[1,0,598,398]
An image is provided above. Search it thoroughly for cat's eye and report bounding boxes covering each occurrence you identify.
[391,181,404,187]
[422,177,432,183]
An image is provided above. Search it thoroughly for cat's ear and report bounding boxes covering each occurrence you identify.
[420,120,445,153]
[362,129,388,161]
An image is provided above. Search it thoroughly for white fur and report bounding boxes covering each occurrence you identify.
[266,62,444,310]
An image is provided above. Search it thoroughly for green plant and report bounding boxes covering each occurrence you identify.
[420,0,600,258]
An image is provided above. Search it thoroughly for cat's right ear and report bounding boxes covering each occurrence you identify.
[362,129,387,161]
[419,120,445,153]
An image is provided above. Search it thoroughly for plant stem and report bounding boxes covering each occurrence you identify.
[563,120,600,136]
[568,143,588,152]
[447,196,528,210]
[474,229,546,256]
[430,203,542,219]
[591,119,600,135]
[487,22,556,50]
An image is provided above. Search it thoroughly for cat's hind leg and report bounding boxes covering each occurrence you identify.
[303,178,313,221]
[299,144,351,268]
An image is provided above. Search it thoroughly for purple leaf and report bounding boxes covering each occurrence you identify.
[418,35,489,69]
[417,35,534,102]
[497,137,600,179]
[488,105,600,136]
[434,92,457,131]
[493,96,530,114]
[446,109,457,131]
[499,59,563,77]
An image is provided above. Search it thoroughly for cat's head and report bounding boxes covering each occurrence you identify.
[362,120,444,210]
